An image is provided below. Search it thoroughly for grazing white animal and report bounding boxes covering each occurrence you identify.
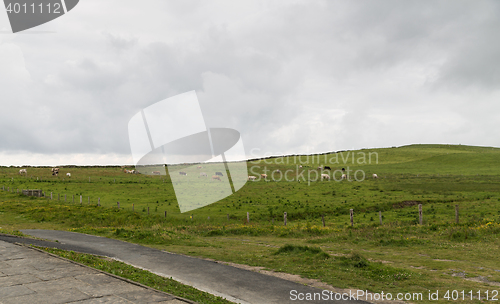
[317,166,322,170]
[19,169,27,175]
[152,171,161,175]
[299,165,302,168]
[200,172,207,177]
[321,174,330,180]
[179,172,187,176]
[51,168,59,176]
[212,175,221,181]
[274,169,281,173]
[248,176,257,181]
[197,166,202,169]
[341,174,347,180]
[66,173,71,177]
[261,174,268,179]
[372,173,378,179]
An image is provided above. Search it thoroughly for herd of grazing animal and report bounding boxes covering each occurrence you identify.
[13,163,378,184]
[168,170,225,180]
[18,168,73,177]
[12,164,378,183]
[246,165,379,182]
[51,168,59,176]
[173,170,226,181]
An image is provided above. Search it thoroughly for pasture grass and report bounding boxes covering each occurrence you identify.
[0,144,499,303]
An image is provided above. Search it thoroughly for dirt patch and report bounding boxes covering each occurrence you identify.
[465,276,500,286]
[327,252,348,257]
[255,243,280,248]
[392,200,421,209]
[447,270,500,287]
[410,266,426,269]
[433,259,456,262]
[368,259,393,264]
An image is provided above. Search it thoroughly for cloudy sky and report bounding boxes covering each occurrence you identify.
[1,0,499,165]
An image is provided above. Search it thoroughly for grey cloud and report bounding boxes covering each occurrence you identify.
[1,0,500,164]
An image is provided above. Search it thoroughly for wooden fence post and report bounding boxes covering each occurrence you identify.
[72,195,74,203]
[164,211,167,218]
[88,197,90,205]
[284,212,287,226]
[80,195,82,205]
[379,211,382,225]
[117,202,120,209]
[322,214,325,227]
[418,204,423,225]
[247,212,250,223]
[455,205,459,224]
[50,192,52,200]
[89,177,91,183]
[58,193,60,201]
[350,209,354,226]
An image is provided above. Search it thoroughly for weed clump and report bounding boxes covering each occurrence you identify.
[339,252,369,268]
[275,244,329,259]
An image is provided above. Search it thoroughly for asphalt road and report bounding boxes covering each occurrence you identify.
[1,230,369,304]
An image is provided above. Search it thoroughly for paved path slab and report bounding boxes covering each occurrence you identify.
[0,239,192,304]
[10,230,367,304]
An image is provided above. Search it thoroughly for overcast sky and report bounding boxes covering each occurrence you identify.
[1,0,499,165]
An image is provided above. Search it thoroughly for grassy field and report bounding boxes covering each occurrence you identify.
[1,144,500,303]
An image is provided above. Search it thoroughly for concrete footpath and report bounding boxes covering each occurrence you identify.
[0,239,192,304]
[6,230,367,304]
